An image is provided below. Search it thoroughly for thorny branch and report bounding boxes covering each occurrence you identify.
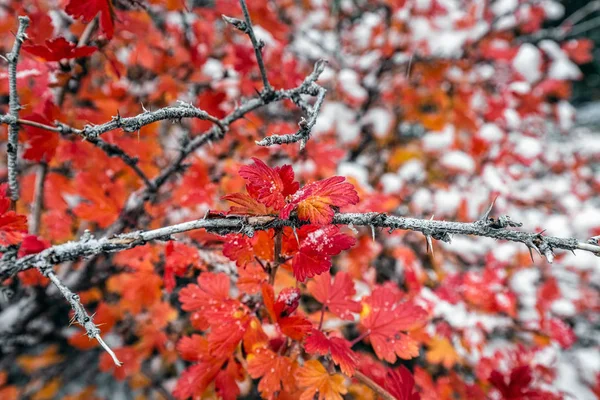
[2,211,599,282]
[44,269,121,366]
[256,60,328,149]
[28,163,47,235]
[5,16,29,202]
[224,0,273,93]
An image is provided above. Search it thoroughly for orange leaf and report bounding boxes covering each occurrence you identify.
[296,359,347,400]
[426,337,460,369]
[247,347,296,398]
[281,176,359,224]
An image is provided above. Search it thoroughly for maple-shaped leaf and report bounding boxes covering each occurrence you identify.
[280,176,359,224]
[385,365,421,400]
[262,284,311,340]
[23,37,97,62]
[174,334,235,399]
[247,346,296,399]
[360,286,428,363]
[297,359,347,400]
[489,365,557,400]
[179,272,232,329]
[304,329,357,376]
[205,301,252,357]
[163,242,200,292]
[292,225,356,282]
[0,184,27,246]
[307,271,362,320]
[65,0,115,39]
[238,158,299,209]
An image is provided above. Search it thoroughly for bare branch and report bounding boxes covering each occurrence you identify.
[5,16,30,202]
[77,103,226,140]
[29,163,47,235]
[55,16,98,106]
[2,212,598,281]
[224,0,273,93]
[256,59,327,148]
[45,268,121,366]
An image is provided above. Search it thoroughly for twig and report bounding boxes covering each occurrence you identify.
[44,268,121,366]
[29,163,47,235]
[256,60,327,149]
[55,16,98,106]
[269,228,283,285]
[353,370,396,400]
[75,103,225,140]
[3,212,599,281]
[86,137,155,190]
[5,16,30,202]
[224,0,273,93]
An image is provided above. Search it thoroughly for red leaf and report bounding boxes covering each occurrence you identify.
[280,176,359,224]
[562,39,594,64]
[307,271,362,320]
[179,272,231,313]
[21,113,59,163]
[17,235,50,258]
[65,0,115,39]
[360,286,428,363]
[262,284,311,340]
[548,318,576,349]
[23,37,97,62]
[239,158,299,209]
[222,233,254,267]
[489,365,555,399]
[385,365,421,400]
[292,225,356,282]
[305,329,358,376]
[0,184,27,246]
[173,361,224,400]
[163,242,200,292]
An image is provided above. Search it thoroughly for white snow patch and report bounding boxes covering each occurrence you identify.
[512,44,542,83]
[362,107,393,138]
[423,125,455,151]
[441,151,475,174]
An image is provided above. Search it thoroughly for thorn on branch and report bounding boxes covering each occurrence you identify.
[479,196,498,222]
[221,15,248,32]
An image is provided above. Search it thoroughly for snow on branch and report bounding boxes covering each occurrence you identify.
[2,211,598,282]
[4,16,29,202]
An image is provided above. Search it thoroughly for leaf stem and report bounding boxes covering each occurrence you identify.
[353,370,397,400]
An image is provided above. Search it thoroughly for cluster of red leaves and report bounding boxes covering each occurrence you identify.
[223,158,359,281]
